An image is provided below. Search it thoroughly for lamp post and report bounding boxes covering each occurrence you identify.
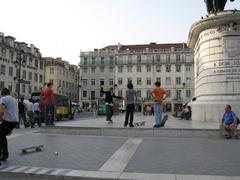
[14,53,26,101]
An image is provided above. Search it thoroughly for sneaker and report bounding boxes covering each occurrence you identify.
[129,124,134,127]
[153,124,160,128]
[0,155,8,161]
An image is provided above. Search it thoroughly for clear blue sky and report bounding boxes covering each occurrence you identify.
[0,0,239,65]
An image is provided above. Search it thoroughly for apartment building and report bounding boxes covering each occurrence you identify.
[0,32,44,99]
[79,47,118,107]
[116,42,194,112]
[44,57,79,103]
[80,42,194,112]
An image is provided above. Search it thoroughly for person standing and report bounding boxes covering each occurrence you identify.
[100,86,122,123]
[32,100,41,128]
[124,83,137,127]
[151,81,167,127]
[0,88,19,162]
[25,99,34,128]
[17,97,28,128]
[42,82,55,126]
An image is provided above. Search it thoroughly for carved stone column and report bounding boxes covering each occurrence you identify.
[187,11,240,122]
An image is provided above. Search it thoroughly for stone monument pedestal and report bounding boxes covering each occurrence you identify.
[187,11,240,122]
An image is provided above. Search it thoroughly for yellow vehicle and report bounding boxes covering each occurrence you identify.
[31,92,74,120]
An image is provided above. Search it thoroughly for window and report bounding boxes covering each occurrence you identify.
[28,85,32,94]
[118,66,123,73]
[156,55,161,62]
[40,62,43,70]
[63,81,65,88]
[127,78,132,84]
[137,78,142,85]
[1,48,6,58]
[166,64,171,72]
[109,56,114,64]
[127,66,132,73]
[29,72,32,80]
[84,58,87,65]
[176,65,181,72]
[22,84,26,93]
[118,90,122,97]
[34,73,38,82]
[146,78,151,85]
[109,78,114,86]
[8,83,12,92]
[186,90,191,97]
[50,68,54,74]
[0,65,5,75]
[100,66,104,73]
[22,70,26,79]
[92,57,96,65]
[91,79,95,86]
[109,66,114,73]
[176,90,181,99]
[101,57,104,64]
[91,67,95,73]
[66,82,68,89]
[156,77,161,83]
[39,75,43,83]
[166,90,171,98]
[83,91,87,98]
[156,65,161,72]
[176,54,181,62]
[91,91,95,100]
[35,60,38,68]
[83,68,88,73]
[137,55,141,63]
[166,77,171,85]
[137,65,141,72]
[9,67,13,76]
[186,77,191,85]
[147,90,152,100]
[0,81,5,89]
[128,56,132,64]
[146,65,151,72]
[83,79,87,86]
[50,79,54,84]
[166,54,170,63]
[100,79,104,86]
[118,78,122,85]
[136,90,141,98]
[186,66,191,71]
[59,80,61,86]
[176,77,181,85]
[34,86,38,91]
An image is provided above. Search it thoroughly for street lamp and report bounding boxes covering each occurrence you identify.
[14,53,26,101]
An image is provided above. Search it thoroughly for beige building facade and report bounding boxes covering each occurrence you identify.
[80,43,194,112]
[0,32,44,99]
[44,57,79,103]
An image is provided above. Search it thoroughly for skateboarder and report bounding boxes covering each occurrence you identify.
[0,88,19,162]
[124,83,137,127]
[151,81,167,127]
[100,86,122,123]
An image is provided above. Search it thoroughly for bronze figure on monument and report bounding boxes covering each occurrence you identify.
[204,0,235,14]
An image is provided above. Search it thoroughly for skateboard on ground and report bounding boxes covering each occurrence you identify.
[134,121,146,127]
[161,115,168,127]
[20,145,44,154]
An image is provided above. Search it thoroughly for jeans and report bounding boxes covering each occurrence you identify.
[154,101,162,125]
[0,121,18,158]
[45,104,54,125]
[18,113,27,128]
[106,105,113,121]
[124,104,135,126]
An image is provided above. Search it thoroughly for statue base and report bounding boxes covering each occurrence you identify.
[187,11,240,122]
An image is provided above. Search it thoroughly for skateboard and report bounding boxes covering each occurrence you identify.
[134,121,146,127]
[20,145,44,154]
[161,115,168,126]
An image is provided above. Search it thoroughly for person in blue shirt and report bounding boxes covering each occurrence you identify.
[220,104,239,139]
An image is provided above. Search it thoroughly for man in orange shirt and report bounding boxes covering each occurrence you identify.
[151,81,167,127]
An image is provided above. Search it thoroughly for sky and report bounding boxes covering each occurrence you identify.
[0,0,239,65]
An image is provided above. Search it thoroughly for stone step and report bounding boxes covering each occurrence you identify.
[40,126,240,139]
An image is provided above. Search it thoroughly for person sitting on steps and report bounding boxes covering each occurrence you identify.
[220,104,239,139]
